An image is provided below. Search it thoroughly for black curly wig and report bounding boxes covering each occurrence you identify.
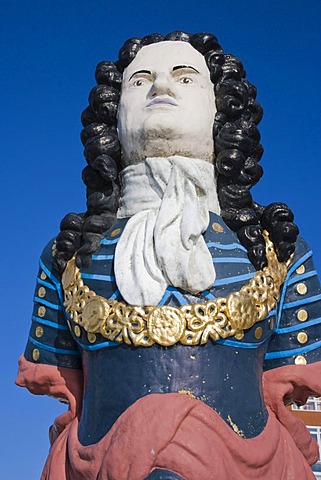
[54,31,299,275]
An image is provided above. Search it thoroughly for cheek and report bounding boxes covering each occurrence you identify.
[199,90,216,125]
[118,102,134,136]
[184,92,215,123]
[117,102,130,148]
[118,93,145,127]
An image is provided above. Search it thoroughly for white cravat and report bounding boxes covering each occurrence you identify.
[115,156,220,306]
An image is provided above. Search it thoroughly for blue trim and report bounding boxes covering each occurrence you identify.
[110,289,120,300]
[277,278,289,329]
[282,294,321,310]
[206,242,247,252]
[287,250,313,279]
[276,250,313,328]
[214,272,255,287]
[213,257,252,265]
[171,290,190,306]
[32,316,69,331]
[276,316,321,334]
[78,340,119,350]
[39,259,64,304]
[100,238,120,245]
[287,270,317,286]
[37,278,56,290]
[158,289,172,306]
[158,287,217,305]
[82,273,115,282]
[92,254,114,261]
[265,339,321,360]
[29,336,81,356]
[216,336,269,348]
[34,297,63,310]
[203,289,216,300]
[39,259,61,288]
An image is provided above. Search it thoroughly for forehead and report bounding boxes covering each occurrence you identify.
[122,41,209,80]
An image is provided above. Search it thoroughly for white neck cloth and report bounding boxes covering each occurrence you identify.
[115,156,220,306]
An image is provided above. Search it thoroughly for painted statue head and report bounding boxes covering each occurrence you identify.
[54,31,298,277]
[118,41,216,165]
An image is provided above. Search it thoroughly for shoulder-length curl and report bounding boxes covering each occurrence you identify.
[54,31,298,275]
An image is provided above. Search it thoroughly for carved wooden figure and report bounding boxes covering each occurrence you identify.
[17,32,321,479]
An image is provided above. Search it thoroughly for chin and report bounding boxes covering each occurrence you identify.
[143,110,187,132]
[141,142,212,162]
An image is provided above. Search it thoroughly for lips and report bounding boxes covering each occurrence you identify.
[146,96,178,108]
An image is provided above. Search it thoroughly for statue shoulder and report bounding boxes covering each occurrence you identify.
[289,234,313,268]
[39,237,61,280]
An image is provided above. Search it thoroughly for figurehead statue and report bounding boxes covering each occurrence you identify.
[16,32,321,480]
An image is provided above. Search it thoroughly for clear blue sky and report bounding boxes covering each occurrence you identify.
[1,0,321,477]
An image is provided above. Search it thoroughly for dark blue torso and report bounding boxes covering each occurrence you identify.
[80,342,269,444]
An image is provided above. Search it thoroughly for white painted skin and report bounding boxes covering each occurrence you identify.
[117,41,217,166]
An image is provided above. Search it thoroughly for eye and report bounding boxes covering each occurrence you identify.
[133,79,145,87]
[180,76,194,84]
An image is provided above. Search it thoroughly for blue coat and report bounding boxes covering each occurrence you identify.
[24,212,321,445]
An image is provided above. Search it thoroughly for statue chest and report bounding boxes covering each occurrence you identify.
[67,213,279,445]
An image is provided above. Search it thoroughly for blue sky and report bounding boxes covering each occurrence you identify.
[2,0,321,477]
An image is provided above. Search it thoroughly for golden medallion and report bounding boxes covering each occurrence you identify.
[81,296,110,333]
[226,291,257,331]
[147,307,185,346]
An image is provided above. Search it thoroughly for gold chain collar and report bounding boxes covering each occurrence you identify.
[62,232,291,347]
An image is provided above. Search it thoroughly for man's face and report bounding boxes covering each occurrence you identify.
[117,41,216,166]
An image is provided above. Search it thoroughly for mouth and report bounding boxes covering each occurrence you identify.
[146,96,178,108]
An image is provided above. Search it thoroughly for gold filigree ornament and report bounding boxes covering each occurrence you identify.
[62,232,292,347]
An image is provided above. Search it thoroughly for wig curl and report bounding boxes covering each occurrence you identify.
[54,31,298,274]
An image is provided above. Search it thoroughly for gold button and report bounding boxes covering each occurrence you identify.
[297,309,308,322]
[296,283,307,295]
[74,325,81,337]
[255,327,263,339]
[38,287,46,298]
[32,349,40,361]
[295,355,307,365]
[110,228,121,238]
[297,332,308,344]
[296,265,305,275]
[40,271,47,280]
[87,333,97,343]
[212,222,224,233]
[35,326,44,338]
[234,332,244,340]
[38,306,46,317]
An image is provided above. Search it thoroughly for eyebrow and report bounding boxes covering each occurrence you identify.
[172,65,199,73]
[129,65,200,81]
[129,69,152,81]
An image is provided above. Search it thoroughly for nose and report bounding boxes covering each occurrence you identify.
[148,73,175,98]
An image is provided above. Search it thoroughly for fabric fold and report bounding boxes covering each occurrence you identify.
[40,391,317,480]
[115,156,220,306]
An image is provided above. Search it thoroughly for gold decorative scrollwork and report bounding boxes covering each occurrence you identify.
[62,232,291,347]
